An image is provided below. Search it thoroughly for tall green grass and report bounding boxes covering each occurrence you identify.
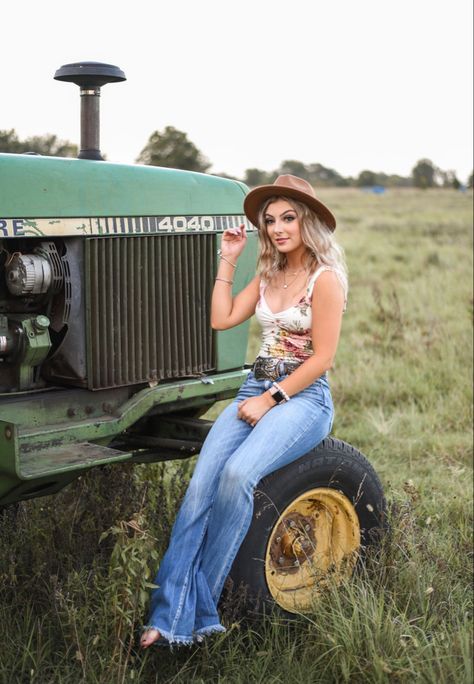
[0,188,472,683]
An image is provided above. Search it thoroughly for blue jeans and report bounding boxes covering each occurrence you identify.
[145,371,334,644]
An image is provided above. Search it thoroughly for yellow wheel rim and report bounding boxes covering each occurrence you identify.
[264,487,361,613]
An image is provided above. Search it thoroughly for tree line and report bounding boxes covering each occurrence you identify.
[243,159,470,190]
[1,126,472,190]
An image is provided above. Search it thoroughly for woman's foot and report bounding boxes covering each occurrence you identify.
[140,628,162,649]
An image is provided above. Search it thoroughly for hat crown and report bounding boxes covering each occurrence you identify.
[273,174,317,200]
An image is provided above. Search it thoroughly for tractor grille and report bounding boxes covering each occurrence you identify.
[85,234,216,389]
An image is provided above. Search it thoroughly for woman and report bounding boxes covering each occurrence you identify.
[141,174,347,647]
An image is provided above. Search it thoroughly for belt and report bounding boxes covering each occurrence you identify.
[252,356,302,381]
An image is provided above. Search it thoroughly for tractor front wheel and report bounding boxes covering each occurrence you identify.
[229,437,386,614]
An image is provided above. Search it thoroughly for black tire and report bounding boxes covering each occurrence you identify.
[228,437,387,614]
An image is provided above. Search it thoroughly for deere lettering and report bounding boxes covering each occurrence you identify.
[0,219,26,236]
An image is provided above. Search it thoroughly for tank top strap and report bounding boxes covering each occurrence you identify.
[306,266,334,298]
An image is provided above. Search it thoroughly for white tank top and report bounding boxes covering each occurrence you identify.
[254,266,334,363]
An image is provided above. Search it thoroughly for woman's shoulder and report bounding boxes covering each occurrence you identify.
[306,265,336,293]
[258,273,272,291]
[308,267,346,311]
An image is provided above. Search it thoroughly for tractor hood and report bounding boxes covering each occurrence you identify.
[0,154,248,218]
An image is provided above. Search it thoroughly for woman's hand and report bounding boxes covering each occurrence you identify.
[220,224,247,260]
[237,393,274,427]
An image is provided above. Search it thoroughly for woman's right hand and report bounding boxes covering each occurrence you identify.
[220,224,247,260]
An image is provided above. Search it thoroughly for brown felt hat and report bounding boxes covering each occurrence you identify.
[243,174,336,231]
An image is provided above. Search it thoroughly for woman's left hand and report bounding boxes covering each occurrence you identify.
[237,394,273,427]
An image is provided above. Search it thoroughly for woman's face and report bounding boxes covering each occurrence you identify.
[263,199,305,257]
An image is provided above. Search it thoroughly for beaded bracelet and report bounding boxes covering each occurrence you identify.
[217,249,237,268]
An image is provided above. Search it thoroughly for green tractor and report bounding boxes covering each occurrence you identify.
[0,62,386,613]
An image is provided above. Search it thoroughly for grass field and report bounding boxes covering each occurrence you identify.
[0,188,472,683]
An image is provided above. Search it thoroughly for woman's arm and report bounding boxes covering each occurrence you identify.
[237,270,345,425]
[211,225,260,330]
[211,275,261,330]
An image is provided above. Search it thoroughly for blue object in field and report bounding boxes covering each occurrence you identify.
[360,185,386,194]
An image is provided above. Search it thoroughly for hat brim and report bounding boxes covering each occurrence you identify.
[243,185,336,231]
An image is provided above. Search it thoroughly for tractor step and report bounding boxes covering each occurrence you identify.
[20,441,131,478]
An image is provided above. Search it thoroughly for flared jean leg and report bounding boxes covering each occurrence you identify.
[198,381,333,612]
[145,383,256,642]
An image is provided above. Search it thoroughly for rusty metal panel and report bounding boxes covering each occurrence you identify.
[85,235,216,389]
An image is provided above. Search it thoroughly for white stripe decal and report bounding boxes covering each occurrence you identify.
[0,215,255,238]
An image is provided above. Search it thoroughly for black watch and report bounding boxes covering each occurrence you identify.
[269,385,286,404]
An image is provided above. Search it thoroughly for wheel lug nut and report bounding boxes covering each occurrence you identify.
[276,536,281,543]
[305,524,311,531]
[294,560,300,566]
[278,556,285,565]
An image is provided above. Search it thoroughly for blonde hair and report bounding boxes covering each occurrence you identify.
[257,195,348,301]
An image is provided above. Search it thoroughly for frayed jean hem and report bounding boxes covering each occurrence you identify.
[142,623,226,647]
[142,625,195,646]
[194,624,226,640]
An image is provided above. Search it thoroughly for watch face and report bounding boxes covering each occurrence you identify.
[271,389,285,404]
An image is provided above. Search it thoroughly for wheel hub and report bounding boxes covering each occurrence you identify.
[269,511,316,572]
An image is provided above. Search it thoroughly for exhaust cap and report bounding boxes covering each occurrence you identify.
[54,61,126,88]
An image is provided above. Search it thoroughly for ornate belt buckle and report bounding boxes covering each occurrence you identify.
[266,358,281,381]
[254,357,280,381]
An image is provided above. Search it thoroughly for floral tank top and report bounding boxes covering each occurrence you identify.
[255,267,335,363]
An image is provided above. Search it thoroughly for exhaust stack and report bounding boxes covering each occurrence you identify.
[54,61,126,161]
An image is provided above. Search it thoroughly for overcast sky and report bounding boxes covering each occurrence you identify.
[2,0,473,181]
